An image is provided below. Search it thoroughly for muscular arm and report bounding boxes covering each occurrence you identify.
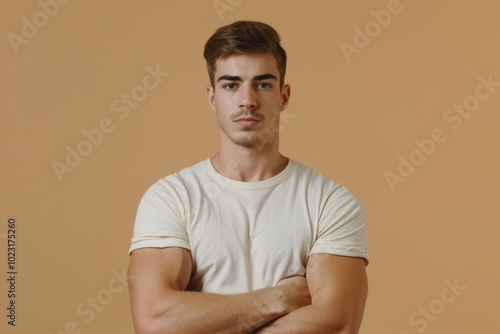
[256,254,368,334]
[128,247,311,334]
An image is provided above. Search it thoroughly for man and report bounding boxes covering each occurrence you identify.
[128,21,369,334]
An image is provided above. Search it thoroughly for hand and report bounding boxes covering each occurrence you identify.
[253,277,311,333]
[276,275,311,313]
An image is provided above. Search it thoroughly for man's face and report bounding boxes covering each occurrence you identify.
[207,53,290,149]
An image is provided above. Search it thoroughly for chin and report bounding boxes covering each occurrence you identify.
[234,139,261,148]
[234,132,276,149]
[231,133,260,147]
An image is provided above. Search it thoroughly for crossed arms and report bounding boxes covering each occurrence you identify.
[128,247,368,334]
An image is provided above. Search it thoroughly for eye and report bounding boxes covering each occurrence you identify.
[223,83,238,90]
[256,82,272,89]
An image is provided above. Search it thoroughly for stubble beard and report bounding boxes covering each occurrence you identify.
[230,130,266,148]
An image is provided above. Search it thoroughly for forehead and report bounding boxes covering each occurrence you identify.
[215,53,279,78]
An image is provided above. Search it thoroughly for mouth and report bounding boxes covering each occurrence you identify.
[234,117,261,127]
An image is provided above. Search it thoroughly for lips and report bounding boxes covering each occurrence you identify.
[235,117,261,127]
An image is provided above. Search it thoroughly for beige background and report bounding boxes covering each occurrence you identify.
[1,0,499,333]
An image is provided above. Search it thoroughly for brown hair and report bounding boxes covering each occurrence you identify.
[203,21,287,88]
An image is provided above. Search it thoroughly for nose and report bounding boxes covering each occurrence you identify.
[238,84,257,110]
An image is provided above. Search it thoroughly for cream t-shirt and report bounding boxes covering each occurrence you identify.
[129,158,368,294]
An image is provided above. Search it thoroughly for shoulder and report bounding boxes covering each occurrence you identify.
[149,159,208,189]
[140,159,209,203]
[289,160,341,192]
[290,159,363,210]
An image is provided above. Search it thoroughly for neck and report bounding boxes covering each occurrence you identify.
[211,139,288,182]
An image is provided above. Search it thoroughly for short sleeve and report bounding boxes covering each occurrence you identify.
[310,185,369,264]
[128,178,190,254]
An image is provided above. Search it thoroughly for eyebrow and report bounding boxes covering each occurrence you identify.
[216,73,278,83]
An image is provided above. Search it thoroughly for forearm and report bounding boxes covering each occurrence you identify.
[257,254,368,334]
[255,305,330,334]
[129,249,311,334]
[256,304,360,334]
[138,287,287,334]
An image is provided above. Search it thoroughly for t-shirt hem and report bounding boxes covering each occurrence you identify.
[309,247,370,265]
[128,241,191,255]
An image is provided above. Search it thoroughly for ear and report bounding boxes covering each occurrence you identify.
[280,84,291,111]
[207,85,216,112]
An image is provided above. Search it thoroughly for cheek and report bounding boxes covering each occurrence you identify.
[214,92,234,109]
[263,93,283,107]
[214,100,230,117]
[215,106,232,126]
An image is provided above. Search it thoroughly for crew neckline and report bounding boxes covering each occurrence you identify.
[204,158,295,190]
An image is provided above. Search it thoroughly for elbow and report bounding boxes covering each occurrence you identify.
[133,308,179,334]
[131,292,183,334]
[134,318,178,334]
[328,323,360,334]
[134,318,163,334]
